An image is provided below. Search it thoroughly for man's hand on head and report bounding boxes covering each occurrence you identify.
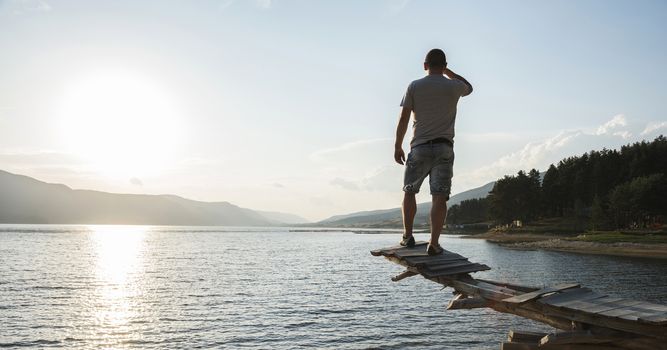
[394,146,406,165]
[443,67,473,96]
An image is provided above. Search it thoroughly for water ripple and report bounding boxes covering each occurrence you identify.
[1,225,666,349]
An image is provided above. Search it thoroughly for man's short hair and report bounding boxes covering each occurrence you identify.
[425,48,447,68]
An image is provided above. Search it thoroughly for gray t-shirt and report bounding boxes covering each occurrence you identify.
[400,75,468,148]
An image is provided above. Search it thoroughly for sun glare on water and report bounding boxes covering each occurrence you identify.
[57,70,184,178]
[89,225,147,331]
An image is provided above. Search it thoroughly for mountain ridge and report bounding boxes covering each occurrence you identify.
[317,180,495,227]
[0,169,308,226]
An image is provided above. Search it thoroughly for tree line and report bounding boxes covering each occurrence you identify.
[447,136,667,230]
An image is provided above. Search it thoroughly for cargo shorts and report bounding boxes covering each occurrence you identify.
[402,143,454,199]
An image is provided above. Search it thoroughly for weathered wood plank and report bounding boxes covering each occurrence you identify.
[447,295,489,310]
[396,250,466,259]
[600,305,661,318]
[503,339,628,350]
[539,330,621,345]
[507,330,547,343]
[477,279,539,293]
[373,244,667,342]
[539,288,605,307]
[535,302,667,340]
[563,297,626,314]
[503,283,581,304]
[638,313,667,325]
[391,269,419,282]
[501,342,538,350]
[439,276,521,300]
[420,260,479,271]
[629,302,667,313]
[369,242,428,256]
[546,296,614,312]
[591,300,645,316]
[405,255,469,265]
[421,263,490,278]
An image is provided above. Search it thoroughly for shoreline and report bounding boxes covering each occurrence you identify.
[464,232,667,259]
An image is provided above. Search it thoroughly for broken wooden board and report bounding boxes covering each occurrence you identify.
[370,242,491,278]
[538,289,667,325]
[502,283,581,304]
[372,243,667,347]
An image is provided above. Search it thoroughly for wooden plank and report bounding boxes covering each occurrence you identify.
[592,300,645,317]
[547,295,613,312]
[404,255,469,265]
[402,250,466,259]
[601,305,661,318]
[420,260,479,271]
[393,246,446,258]
[630,302,667,313]
[477,279,539,293]
[538,302,667,340]
[539,288,605,307]
[369,242,428,256]
[616,311,662,322]
[539,331,621,345]
[638,312,667,325]
[509,343,632,350]
[507,330,547,343]
[447,295,489,310]
[566,297,626,314]
[391,270,419,282]
[421,263,490,278]
[378,248,667,340]
[501,342,538,350]
[503,283,580,304]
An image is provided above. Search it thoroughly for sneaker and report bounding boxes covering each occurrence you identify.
[427,243,443,255]
[399,234,415,248]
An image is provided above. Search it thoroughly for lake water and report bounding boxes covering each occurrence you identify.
[1,225,667,349]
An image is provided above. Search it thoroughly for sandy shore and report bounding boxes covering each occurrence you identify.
[465,232,667,259]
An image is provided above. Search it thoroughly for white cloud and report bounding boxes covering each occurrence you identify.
[641,121,667,136]
[454,114,662,191]
[596,114,627,135]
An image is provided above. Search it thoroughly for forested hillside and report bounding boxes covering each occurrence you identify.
[447,136,667,230]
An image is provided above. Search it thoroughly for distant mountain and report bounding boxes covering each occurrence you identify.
[0,170,308,226]
[318,181,495,227]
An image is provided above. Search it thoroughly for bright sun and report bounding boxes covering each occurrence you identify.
[58,70,184,179]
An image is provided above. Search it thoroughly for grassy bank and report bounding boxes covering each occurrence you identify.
[465,228,667,259]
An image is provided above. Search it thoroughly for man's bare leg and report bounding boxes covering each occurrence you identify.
[402,192,417,237]
[430,194,448,246]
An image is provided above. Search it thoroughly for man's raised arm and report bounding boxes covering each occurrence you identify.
[394,106,412,165]
[445,68,473,96]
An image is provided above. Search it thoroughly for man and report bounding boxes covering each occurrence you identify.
[394,48,473,255]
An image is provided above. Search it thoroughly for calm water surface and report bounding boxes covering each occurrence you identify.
[1,225,667,349]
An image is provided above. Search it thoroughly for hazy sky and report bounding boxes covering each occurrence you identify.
[1,0,666,220]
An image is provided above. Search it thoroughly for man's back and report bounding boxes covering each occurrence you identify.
[393,48,472,255]
[401,75,468,148]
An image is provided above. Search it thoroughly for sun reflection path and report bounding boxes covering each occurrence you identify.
[89,225,148,340]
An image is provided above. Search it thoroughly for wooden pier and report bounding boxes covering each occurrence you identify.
[371,242,667,350]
